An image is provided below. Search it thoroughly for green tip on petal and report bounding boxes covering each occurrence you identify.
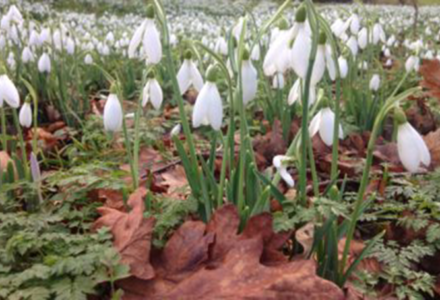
[109,83,119,94]
[278,17,289,30]
[146,4,155,19]
[242,48,250,60]
[295,5,307,23]
[318,32,327,45]
[184,49,193,60]
[394,108,407,125]
[329,186,339,200]
[25,95,32,104]
[206,65,219,82]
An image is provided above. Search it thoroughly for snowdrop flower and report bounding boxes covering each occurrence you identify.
[309,107,343,146]
[346,13,360,35]
[385,59,393,67]
[0,74,20,108]
[177,51,204,94]
[19,101,32,128]
[272,73,285,89]
[358,27,368,50]
[232,17,245,41]
[128,5,162,64]
[290,6,312,79]
[103,93,123,133]
[312,33,337,84]
[192,65,223,131]
[263,18,292,76]
[369,74,381,92]
[21,47,35,63]
[396,110,430,173]
[273,155,295,188]
[7,5,23,24]
[331,18,348,38]
[241,49,258,105]
[287,79,316,107]
[65,38,75,55]
[170,124,181,136]
[29,30,39,47]
[405,55,420,73]
[251,45,260,61]
[338,56,348,79]
[142,73,163,110]
[214,37,228,55]
[346,36,359,57]
[373,23,386,44]
[7,52,15,70]
[38,53,51,73]
[84,54,93,65]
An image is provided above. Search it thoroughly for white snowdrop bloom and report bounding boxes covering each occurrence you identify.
[405,55,419,73]
[170,124,181,136]
[106,32,115,44]
[128,6,162,64]
[21,47,35,63]
[232,17,245,41]
[358,27,368,50]
[272,73,285,89]
[0,75,20,108]
[142,77,163,110]
[272,155,294,188]
[331,18,348,38]
[7,52,15,70]
[84,54,93,65]
[65,37,75,55]
[39,28,51,45]
[385,59,393,67]
[383,48,391,57]
[312,36,337,84]
[169,34,177,47]
[347,36,359,57]
[29,30,39,47]
[0,15,10,31]
[309,107,343,146]
[397,122,430,173]
[7,5,23,24]
[38,53,51,73]
[177,56,204,94]
[290,7,312,79]
[346,13,360,35]
[241,56,258,105]
[387,35,396,47]
[214,37,228,55]
[425,50,434,60]
[251,45,260,61]
[369,74,381,92]
[338,56,348,79]
[103,94,123,133]
[192,66,223,131]
[373,23,386,44]
[287,78,316,107]
[19,102,32,128]
[263,26,293,76]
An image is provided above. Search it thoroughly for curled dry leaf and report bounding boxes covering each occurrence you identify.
[117,204,344,300]
[424,128,440,169]
[420,59,440,100]
[94,187,155,280]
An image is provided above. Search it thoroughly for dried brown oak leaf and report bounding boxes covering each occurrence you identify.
[94,187,155,280]
[424,128,440,169]
[119,204,343,300]
[420,59,440,100]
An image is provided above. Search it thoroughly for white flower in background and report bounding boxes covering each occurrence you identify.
[263,18,292,76]
[7,5,23,24]
[309,107,343,146]
[290,6,312,79]
[385,59,393,67]
[331,18,348,38]
[103,93,123,132]
[383,48,391,57]
[312,33,337,84]
[38,53,51,73]
[232,17,245,41]
[214,37,228,55]
[251,45,260,61]
[177,52,204,94]
[66,37,75,55]
[346,35,358,57]
[345,13,360,35]
[369,74,381,92]
[0,75,20,108]
[287,78,316,106]
[373,23,386,44]
[358,27,368,49]
[142,75,163,110]
[241,50,258,105]
[192,66,223,131]
[84,54,93,65]
[7,52,15,70]
[397,117,430,173]
[19,102,32,128]
[106,31,115,45]
[273,155,295,188]
[128,5,162,64]
[272,72,285,89]
[21,47,35,63]
[170,124,181,136]
[39,28,51,45]
[405,55,420,73]
[338,56,348,79]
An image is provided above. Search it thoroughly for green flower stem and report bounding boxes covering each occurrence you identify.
[338,87,420,285]
[12,109,30,179]
[1,108,7,152]
[132,97,144,189]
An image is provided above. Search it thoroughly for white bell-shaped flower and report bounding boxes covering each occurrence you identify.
[84,54,93,65]
[346,36,359,57]
[272,73,285,89]
[273,155,295,188]
[405,55,420,73]
[128,5,162,64]
[103,93,123,133]
[358,27,368,50]
[177,52,204,95]
[142,76,163,110]
[311,33,337,84]
[21,46,35,63]
[369,74,380,92]
[396,116,430,173]
[214,37,228,55]
[38,53,51,73]
[309,107,343,146]
[338,56,348,79]
[0,74,20,108]
[241,51,258,105]
[287,79,316,107]
[346,13,360,35]
[290,7,312,79]
[373,23,386,44]
[19,102,32,128]
[192,66,223,131]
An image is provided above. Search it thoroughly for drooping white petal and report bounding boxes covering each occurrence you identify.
[177,60,192,95]
[189,60,204,92]
[347,36,358,57]
[311,46,326,85]
[319,108,337,146]
[207,83,223,131]
[358,28,368,50]
[0,75,20,108]
[103,94,123,132]
[369,74,381,92]
[143,19,162,64]
[280,167,295,187]
[288,79,301,106]
[325,45,336,81]
[263,28,293,76]
[291,23,311,79]
[128,20,147,58]
[19,102,32,128]
[192,83,211,128]
[241,59,258,105]
[408,123,431,167]
[149,79,163,110]
[38,53,51,73]
[309,110,322,137]
[338,57,348,79]
[397,123,421,173]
